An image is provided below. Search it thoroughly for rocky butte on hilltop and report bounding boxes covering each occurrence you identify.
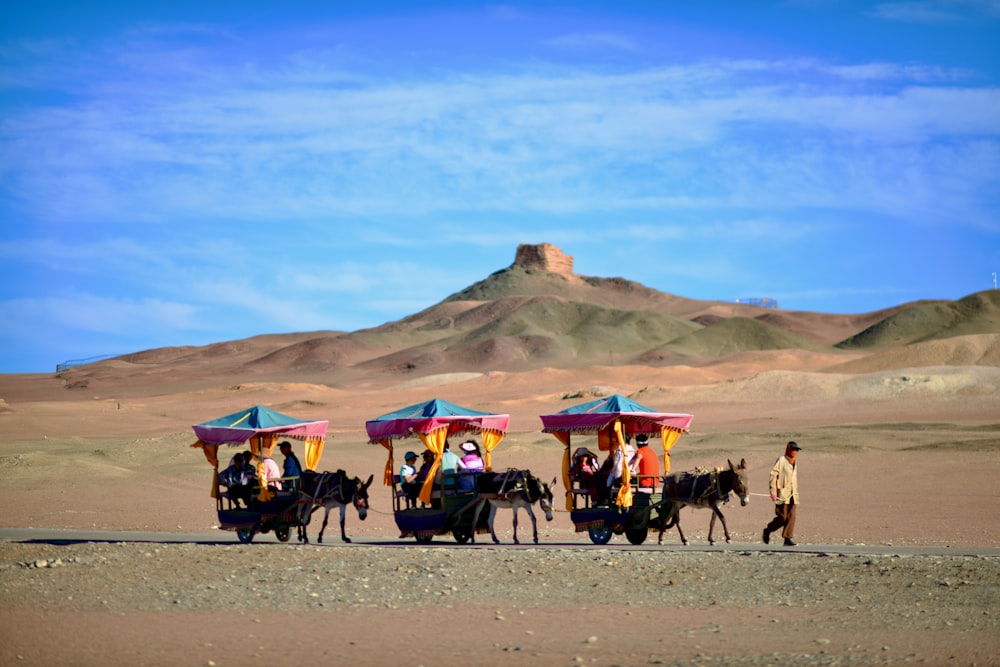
[513,242,576,274]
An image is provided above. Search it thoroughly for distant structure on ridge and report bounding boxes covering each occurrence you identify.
[56,354,118,372]
[735,297,779,309]
[514,243,574,275]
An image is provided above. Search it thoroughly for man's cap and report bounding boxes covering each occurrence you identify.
[788,441,802,451]
[404,451,418,460]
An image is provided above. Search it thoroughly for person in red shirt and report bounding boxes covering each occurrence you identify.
[630,433,660,493]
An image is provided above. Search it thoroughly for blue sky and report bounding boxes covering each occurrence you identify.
[2,1,998,373]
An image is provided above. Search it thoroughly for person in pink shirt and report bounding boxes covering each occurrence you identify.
[261,455,283,491]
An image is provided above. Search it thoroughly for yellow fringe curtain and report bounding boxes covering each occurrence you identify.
[481,429,505,471]
[303,435,325,471]
[256,433,279,502]
[377,438,394,487]
[660,427,683,475]
[551,431,572,510]
[417,428,448,505]
[612,420,633,508]
[190,440,221,499]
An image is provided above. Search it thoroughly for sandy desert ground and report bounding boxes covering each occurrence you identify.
[2,354,1000,666]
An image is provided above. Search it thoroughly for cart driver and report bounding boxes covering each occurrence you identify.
[279,441,303,493]
[630,433,660,493]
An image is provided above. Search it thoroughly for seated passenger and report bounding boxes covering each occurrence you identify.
[416,449,435,482]
[219,452,256,508]
[399,451,420,507]
[596,440,635,505]
[417,450,439,508]
[630,433,660,493]
[261,454,283,491]
[457,440,484,492]
[279,441,303,493]
[437,441,467,494]
[569,447,600,501]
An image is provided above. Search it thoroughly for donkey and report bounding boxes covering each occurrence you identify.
[657,458,749,546]
[296,469,373,544]
[471,469,556,545]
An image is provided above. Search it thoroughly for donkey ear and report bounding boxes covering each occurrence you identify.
[728,458,735,469]
[365,474,374,487]
[551,477,558,488]
[740,458,747,469]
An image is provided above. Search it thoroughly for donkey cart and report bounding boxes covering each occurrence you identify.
[365,398,510,544]
[190,404,329,544]
[539,394,694,545]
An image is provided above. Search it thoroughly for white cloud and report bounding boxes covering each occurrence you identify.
[871,0,1000,22]
[4,43,995,233]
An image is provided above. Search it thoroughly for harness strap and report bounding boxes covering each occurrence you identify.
[497,468,529,502]
[302,471,346,505]
[496,468,514,498]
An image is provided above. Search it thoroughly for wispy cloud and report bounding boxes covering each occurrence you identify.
[3,42,995,233]
[871,0,1000,22]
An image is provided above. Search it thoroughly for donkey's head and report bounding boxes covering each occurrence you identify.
[352,474,374,520]
[728,458,750,506]
[523,471,556,522]
[538,476,557,522]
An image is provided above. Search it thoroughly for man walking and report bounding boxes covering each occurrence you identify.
[763,441,801,547]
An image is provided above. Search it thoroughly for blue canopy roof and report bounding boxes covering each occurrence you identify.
[192,405,328,445]
[366,398,509,443]
[554,394,658,415]
[373,398,494,421]
[540,394,694,435]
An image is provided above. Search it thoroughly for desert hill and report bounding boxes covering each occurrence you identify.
[3,242,999,404]
[837,291,1000,349]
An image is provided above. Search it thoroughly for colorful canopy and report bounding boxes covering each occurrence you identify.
[193,404,328,445]
[190,404,328,502]
[540,394,693,510]
[539,394,693,435]
[365,398,510,443]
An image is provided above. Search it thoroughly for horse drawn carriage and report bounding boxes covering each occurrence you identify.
[190,404,328,544]
[366,398,512,544]
[540,394,696,545]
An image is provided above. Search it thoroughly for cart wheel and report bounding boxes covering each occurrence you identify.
[275,525,291,542]
[452,527,472,544]
[415,533,434,544]
[625,526,648,545]
[236,527,256,544]
[588,526,613,545]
